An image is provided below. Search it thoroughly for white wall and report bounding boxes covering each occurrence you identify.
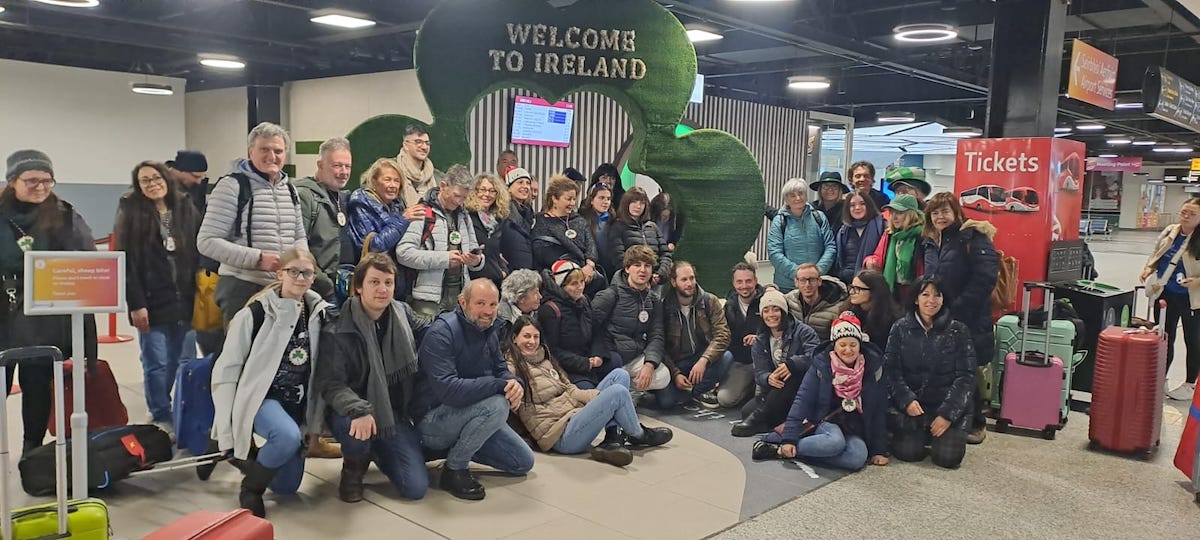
[185,87,248,174]
[0,58,185,183]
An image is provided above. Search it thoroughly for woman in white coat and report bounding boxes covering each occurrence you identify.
[211,248,333,518]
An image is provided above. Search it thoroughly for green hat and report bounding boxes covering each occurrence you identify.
[810,171,849,193]
[886,166,931,195]
[885,193,922,215]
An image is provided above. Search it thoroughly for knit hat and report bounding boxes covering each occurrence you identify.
[885,193,922,214]
[5,149,53,180]
[563,167,586,184]
[505,166,532,187]
[550,260,581,286]
[810,171,849,193]
[166,150,208,174]
[830,311,866,343]
[759,290,788,315]
[885,166,931,195]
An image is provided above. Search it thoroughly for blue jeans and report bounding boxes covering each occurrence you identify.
[653,350,735,408]
[573,355,622,390]
[330,414,428,500]
[253,399,306,493]
[762,422,868,471]
[418,394,535,474]
[137,322,194,422]
[552,370,643,454]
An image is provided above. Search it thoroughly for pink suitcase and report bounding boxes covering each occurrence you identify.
[997,283,1065,440]
[142,509,273,540]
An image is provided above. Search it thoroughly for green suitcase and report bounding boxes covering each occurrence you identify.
[991,315,1085,421]
[10,499,110,539]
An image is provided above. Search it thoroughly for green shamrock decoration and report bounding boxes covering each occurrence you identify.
[347,0,764,293]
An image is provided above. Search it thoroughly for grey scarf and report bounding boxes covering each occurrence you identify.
[348,297,418,436]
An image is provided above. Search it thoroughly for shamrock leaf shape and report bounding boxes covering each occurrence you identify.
[348,0,764,293]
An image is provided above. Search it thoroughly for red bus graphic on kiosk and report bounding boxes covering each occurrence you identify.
[958,185,1040,213]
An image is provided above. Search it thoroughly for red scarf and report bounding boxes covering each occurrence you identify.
[830,351,866,412]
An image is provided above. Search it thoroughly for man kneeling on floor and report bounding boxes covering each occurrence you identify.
[316,253,431,502]
[414,278,535,500]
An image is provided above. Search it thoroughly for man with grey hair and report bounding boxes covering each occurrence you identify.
[766,177,834,292]
[396,164,484,317]
[294,137,353,300]
[198,121,307,324]
[497,269,541,342]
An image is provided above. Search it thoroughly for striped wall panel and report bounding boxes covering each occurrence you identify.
[468,90,805,258]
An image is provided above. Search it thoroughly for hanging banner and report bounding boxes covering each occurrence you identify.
[1085,156,1142,172]
[1067,39,1118,110]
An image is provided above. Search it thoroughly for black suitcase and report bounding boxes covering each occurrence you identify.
[19,424,174,496]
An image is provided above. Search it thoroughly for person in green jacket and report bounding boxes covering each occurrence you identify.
[294,137,353,300]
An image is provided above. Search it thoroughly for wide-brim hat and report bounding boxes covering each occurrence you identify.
[810,170,849,193]
[885,166,930,195]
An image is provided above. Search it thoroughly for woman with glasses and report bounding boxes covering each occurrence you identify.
[0,149,99,452]
[211,248,334,517]
[465,173,510,287]
[115,160,202,435]
[841,270,900,347]
[1141,197,1200,402]
[834,192,884,285]
[767,178,836,293]
[609,187,672,286]
[347,158,424,297]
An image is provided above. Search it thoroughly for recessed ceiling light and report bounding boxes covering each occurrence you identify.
[31,0,99,7]
[1075,123,1105,131]
[1131,139,1157,146]
[685,26,723,43]
[1054,126,1073,134]
[1097,154,1118,158]
[1107,137,1132,145]
[942,126,982,138]
[893,23,958,43]
[310,13,376,29]
[1152,147,1180,152]
[877,110,916,123]
[130,82,174,96]
[0,7,6,13]
[1173,146,1195,153]
[199,54,245,69]
[1114,101,1143,110]
[787,75,830,90]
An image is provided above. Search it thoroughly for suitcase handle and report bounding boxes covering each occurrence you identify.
[0,346,68,540]
[0,345,64,367]
[1018,282,1055,361]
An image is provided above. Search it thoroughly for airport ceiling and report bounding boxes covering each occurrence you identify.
[2,0,1199,160]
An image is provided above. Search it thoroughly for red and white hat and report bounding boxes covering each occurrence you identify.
[830,311,866,343]
[551,260,581,286]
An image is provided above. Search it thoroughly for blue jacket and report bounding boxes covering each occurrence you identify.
[767,207,836,291]
[834,215,884,284]
[781,340,889,458]
[413,307,515,420]
[750,316,821,389]
[346,188,411,262]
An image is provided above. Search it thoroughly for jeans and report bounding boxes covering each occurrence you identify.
[1157,291,1200,383]
[552,370,642,454]
[419,394,535,474]
[137,322,194,423]
[330,414,428,500]
[655,351,735,408]
[572,355,621,390]
[215,275,266,328]
[252,399,306,494]
[717,362,756,408]
[762,422,867,471]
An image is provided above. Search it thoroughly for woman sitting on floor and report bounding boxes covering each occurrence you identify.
[751,312,889,470]
[504,316,673,467]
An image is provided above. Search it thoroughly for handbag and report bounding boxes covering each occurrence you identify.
[192,269,223,332]
[1146,239,1186,300]
[335,232,376,304]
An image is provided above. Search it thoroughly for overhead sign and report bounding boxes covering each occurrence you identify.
[1067,39,1118,111]
[1143,65,1200,134]
[24,251,125,315]
[1085,156,1143,172]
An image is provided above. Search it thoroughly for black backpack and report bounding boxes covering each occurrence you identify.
[19,424,173,496]
[220,172,300,248]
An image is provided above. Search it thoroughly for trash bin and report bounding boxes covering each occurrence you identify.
[1052,280,1135,394]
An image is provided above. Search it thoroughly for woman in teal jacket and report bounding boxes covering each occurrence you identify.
[767,178,836,292]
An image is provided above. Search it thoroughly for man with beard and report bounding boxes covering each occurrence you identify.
[660,261,733,409]
[395,125,442,200]
[720,262,764,408]
[295,137,353,300]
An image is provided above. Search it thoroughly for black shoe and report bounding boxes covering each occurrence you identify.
[196,439,221,481]
[589,442,634,467]
[694,390,721,410]
[239,461,279,518]
[626,424,673,447]
[752,441,781,461]
[22,439,42,453]
[338,455,371,503]
[731,410,771,438]
[440,467,485,501]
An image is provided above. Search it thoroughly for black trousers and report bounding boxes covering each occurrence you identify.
[753,374,804,427]
[3,361,52,448]
[1156,292,1200,383]
[889,412,967,469]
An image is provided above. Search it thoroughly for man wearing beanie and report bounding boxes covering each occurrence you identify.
[167,150,210,215]
[500,166,536,271]
[661,261,733,409]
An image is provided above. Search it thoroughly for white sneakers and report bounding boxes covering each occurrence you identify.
[1167,382,1196,402]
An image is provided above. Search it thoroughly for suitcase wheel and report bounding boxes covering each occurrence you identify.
[1041,427,1056,440]
[995,419,1010,433]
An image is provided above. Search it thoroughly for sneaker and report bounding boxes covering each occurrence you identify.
[966,427,987,445]
[694,390,721,410]
[751,440,781,461]
[626,423,673,447]
[589,442,634,467]
[1167,382,1196,401]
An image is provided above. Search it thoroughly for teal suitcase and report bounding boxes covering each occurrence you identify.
[1,346,111,540]
[991,315,1085,421]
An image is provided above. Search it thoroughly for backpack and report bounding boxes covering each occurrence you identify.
[402,206,439,299]
[966,239,1018,314]
[222,172,300,248]
[776,209,826,257]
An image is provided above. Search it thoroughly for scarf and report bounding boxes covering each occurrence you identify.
[397,148,436,197]
[883,225,923,288]
[348,297,418,436]
[830,351,866,413]
[477,209,497,236]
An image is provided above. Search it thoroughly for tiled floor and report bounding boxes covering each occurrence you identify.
[6,229,1200,539]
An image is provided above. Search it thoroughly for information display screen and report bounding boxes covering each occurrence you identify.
[1143,65,1200,134]
[511,96,575,147]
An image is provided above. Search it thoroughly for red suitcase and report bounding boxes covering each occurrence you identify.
[1088,299,1167,456]
[142,509,273,539]
[1173,387,1200,501]
[48,359,129,436]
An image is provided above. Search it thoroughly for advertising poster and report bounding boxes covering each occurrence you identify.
[1139,183,1165,228]
[1083,172,1122,212]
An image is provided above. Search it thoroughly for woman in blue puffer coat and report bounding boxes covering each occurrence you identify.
[767,178,836,292]
[346,158,425,298]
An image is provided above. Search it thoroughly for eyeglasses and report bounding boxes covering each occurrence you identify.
[138,175,166,186]
[795,277,821,285]
[405,138,431,147]
[1181,210,1198,218]
[283,268,316,280]
[476,187,498,195]
[849,285,868,293]
[20,178,55,188]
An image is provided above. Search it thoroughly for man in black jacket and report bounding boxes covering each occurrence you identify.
[721,262,764,408]
[315,254,431,503]
[592,245,671,398]
[167,150,223,356]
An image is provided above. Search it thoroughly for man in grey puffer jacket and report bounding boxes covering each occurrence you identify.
[198,122,308,324]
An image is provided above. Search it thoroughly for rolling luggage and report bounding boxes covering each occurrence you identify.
[1175,387,1200,502]
[142,508,274,540]
[992,288,1084,421]
[48,358,128,437]
[174,354,216,455]
[1089,297,1167,456]
[19,424,174,496]
[997,283,1066,439]
[0,346,111,540]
